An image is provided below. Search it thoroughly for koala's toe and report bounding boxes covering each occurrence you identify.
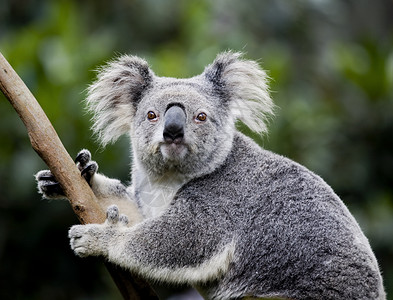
[39,182,64,197]
[106,205,120,225]
[119,214,129,226]
[75,149,92,167]
[36,170,65,198]
[35,170,54,181]
[81,161,98,184]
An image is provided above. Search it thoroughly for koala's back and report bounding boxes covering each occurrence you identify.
[172,132,384,300]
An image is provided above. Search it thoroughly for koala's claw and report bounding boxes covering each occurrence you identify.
[41,182,64,195]
[106,205,120,223]
[80,161,98,184]
[106,205,129,226]
[36,171,55,181]
[75,149,98,185]
[75,149,92,166]
[36,149,98,199]
[36,170,65,198]
[119,214,129,226]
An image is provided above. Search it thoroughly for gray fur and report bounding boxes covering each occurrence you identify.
[41,52,385,299]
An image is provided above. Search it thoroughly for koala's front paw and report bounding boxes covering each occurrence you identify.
[75,149,98,186]
[35,149,98,199]
[69,205,129,258]
[69,224,104,257]
[36,170,65,199]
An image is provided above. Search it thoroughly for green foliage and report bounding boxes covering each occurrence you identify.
[1,0,392,299]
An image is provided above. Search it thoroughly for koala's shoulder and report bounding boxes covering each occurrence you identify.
[177,131,332,206]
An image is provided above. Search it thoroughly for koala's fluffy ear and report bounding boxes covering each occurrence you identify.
[204,52,274,134]
[86,55,154,145]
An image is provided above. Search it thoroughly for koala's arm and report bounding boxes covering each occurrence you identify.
[69,205,235,285]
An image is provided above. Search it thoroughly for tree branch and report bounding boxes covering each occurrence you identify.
[0,52,157,300]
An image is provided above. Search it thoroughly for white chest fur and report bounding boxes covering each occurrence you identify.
[133,170,187,219]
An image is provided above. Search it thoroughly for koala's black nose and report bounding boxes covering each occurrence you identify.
[163,105,186,143]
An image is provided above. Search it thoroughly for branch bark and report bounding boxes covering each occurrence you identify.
[0,52,157,300]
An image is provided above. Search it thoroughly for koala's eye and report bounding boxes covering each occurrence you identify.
[196,112,207,122]
[147,111,157,121]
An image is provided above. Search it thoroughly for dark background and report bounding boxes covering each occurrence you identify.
[1,0,392,299]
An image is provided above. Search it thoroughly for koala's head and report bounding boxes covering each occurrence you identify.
[87,52,274,177]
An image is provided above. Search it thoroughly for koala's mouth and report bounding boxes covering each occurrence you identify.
[160,142,188,161]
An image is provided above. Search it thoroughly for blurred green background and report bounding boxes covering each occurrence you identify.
[1,0,392,299]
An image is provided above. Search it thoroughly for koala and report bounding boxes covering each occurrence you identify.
[36,52,385,300]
